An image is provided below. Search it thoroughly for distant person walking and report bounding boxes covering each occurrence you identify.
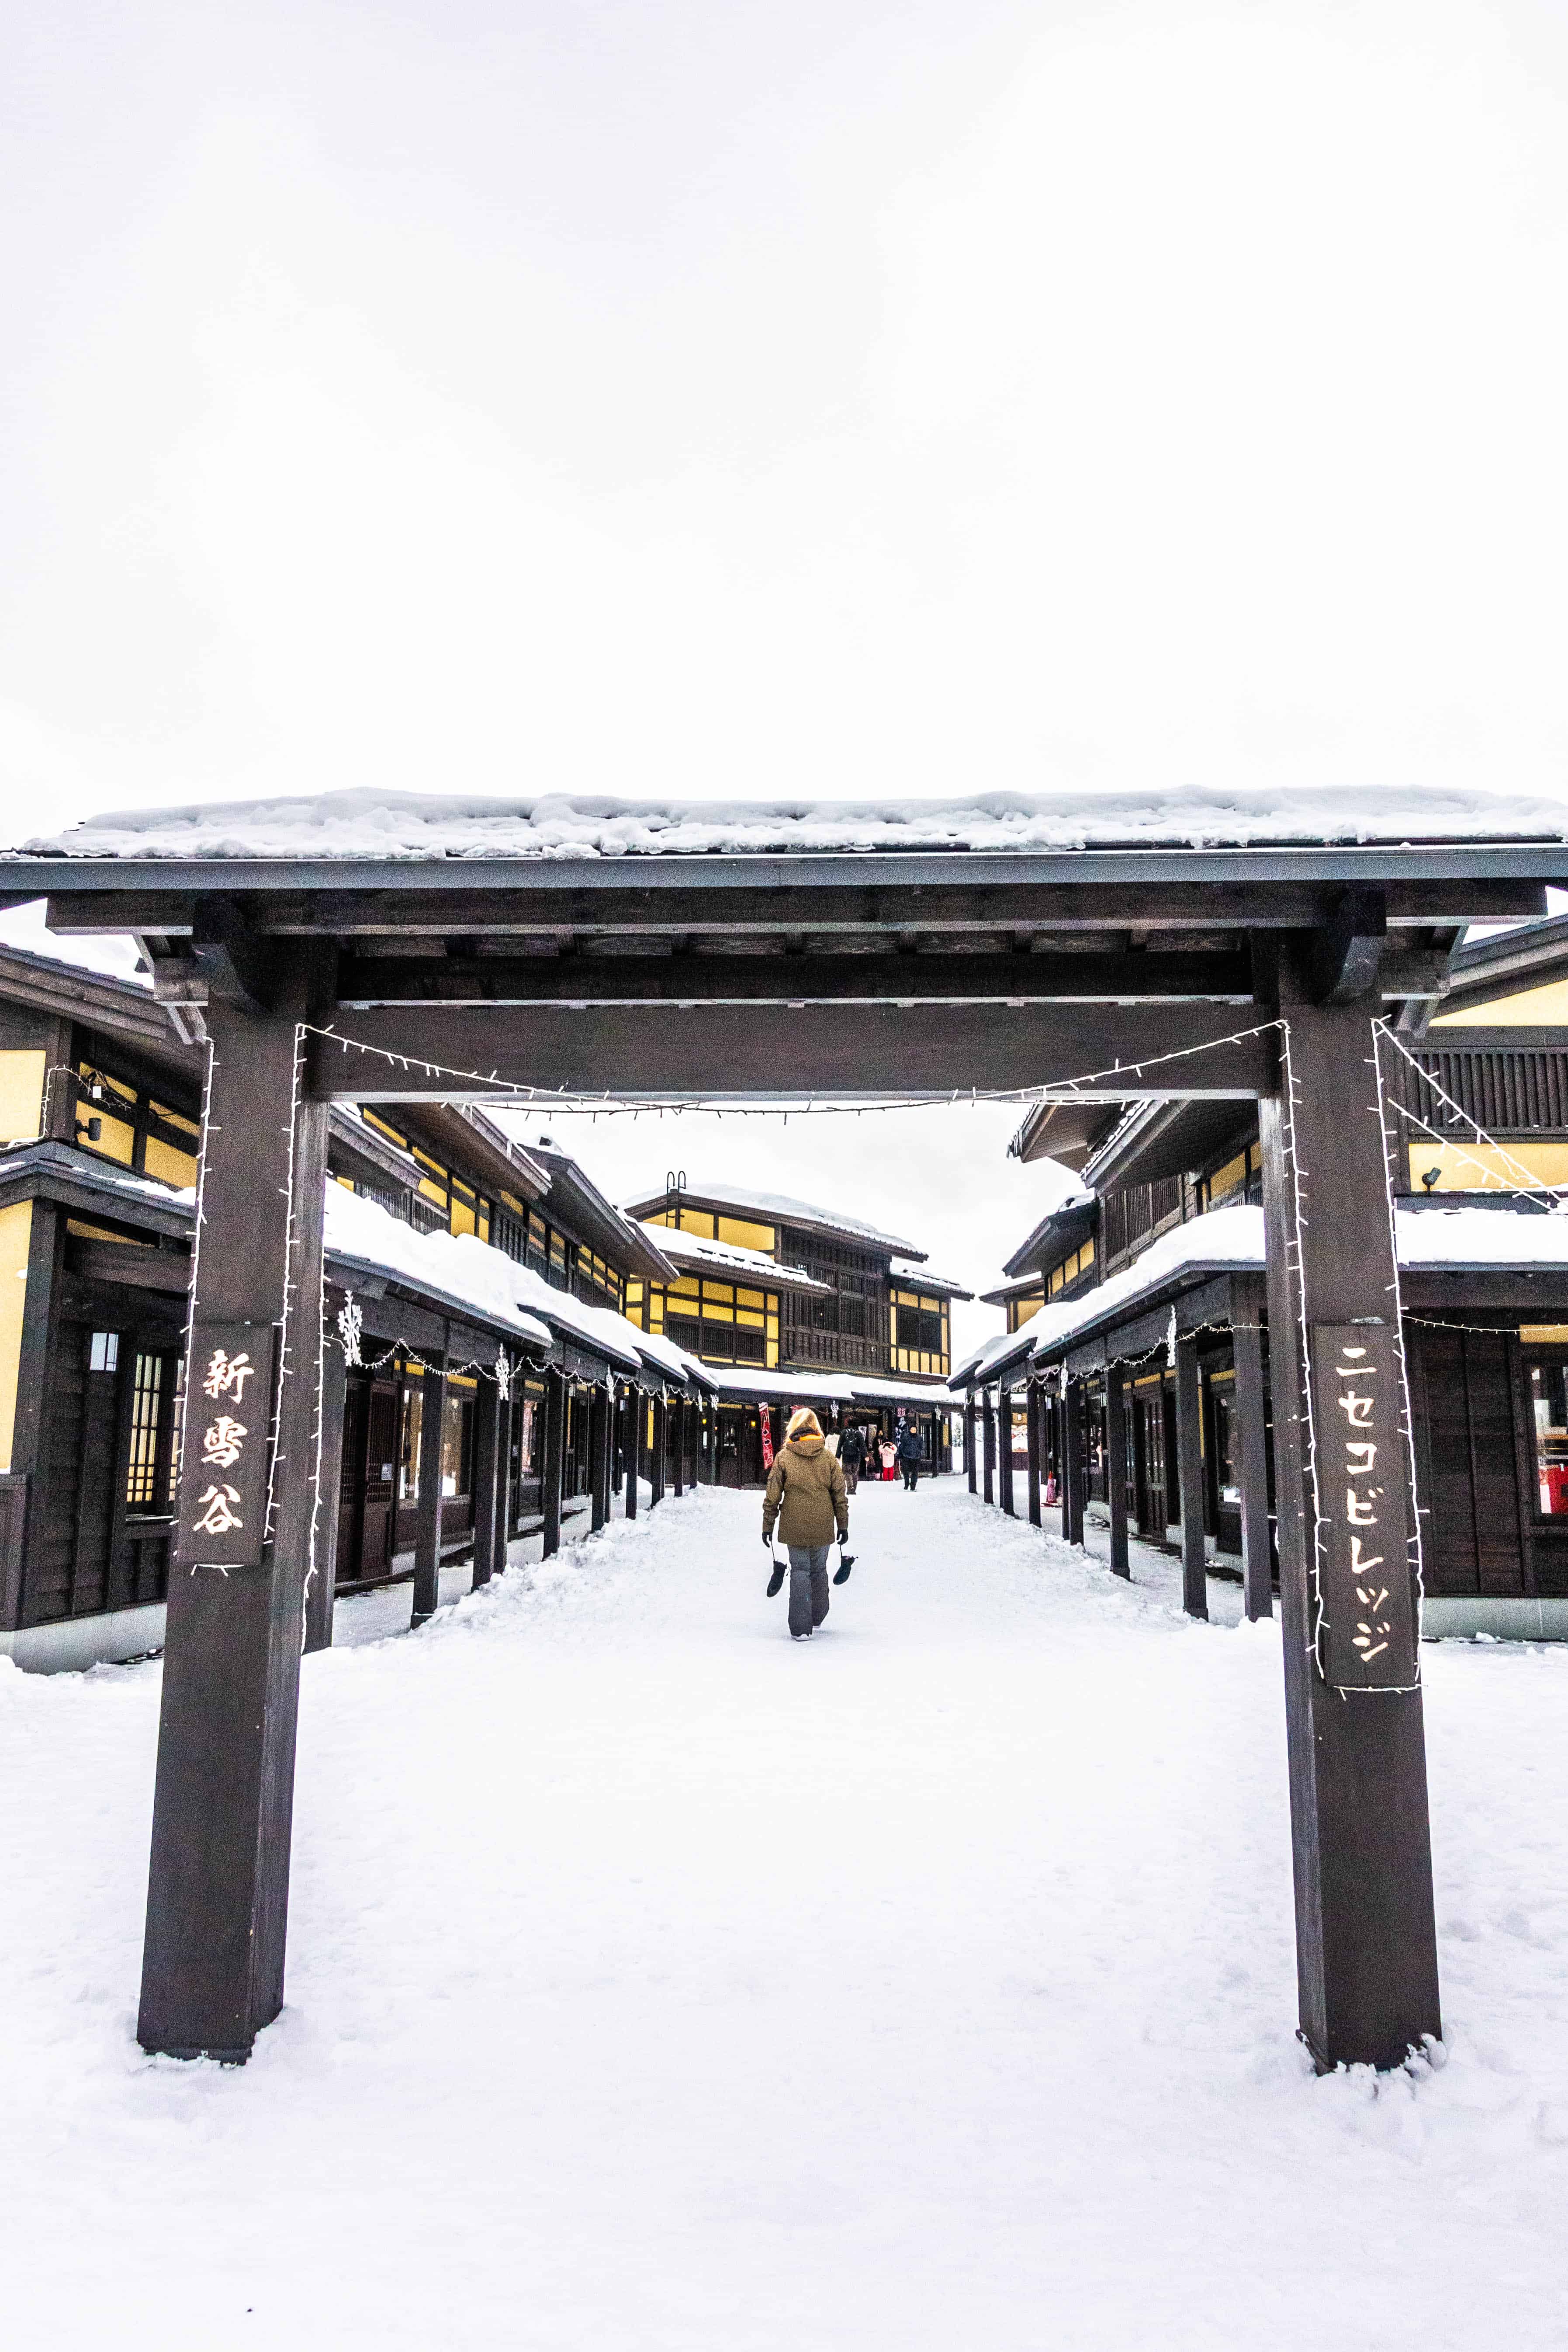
[879,1434,897,1481]
[839,1422,864,1494]
[898,1418,923,1491]
[762,1408,850,1640]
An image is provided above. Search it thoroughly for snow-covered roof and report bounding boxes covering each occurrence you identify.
[979,1272,1052,1303]
[637,1223,834,1294]
[889,1265,973,1300]
[955,1200,1568,1377]
[711,1369,959,1411]
[629,1180,920,1258]
[325,1188,554,1354]
[15,783,1568,863]
[505,1260,713,1385]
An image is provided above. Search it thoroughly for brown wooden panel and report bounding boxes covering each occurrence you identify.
[1463,1332,1526,1596]
[1415,1326,1479,1596]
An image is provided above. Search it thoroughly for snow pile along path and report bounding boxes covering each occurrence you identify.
[2,1483,1567,2349]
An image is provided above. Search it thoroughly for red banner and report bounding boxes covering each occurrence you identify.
[759,1410,775,1471]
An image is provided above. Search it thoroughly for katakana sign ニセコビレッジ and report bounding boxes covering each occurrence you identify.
[1308,1321,1420,1690]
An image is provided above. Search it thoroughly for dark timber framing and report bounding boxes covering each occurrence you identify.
[17,827,1551,2073]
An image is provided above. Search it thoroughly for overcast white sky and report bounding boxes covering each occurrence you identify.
[5,1,1568,1344]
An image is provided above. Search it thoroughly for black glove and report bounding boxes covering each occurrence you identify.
[762,1532,773,1546]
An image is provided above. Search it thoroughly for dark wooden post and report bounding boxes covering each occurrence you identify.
[1063,1377,1084,1546]
[965,1395,977,1493]
[651,1397,666,1507]
[1174,1337,1208,1620]
[471,1371,501,1588]
[302,1317,349,1653]
[1025,1382,1042,1527]
[1232,1317,1274,1622]
[672,1397,684,1499]
[411,1355,447,1625]
[1106,1367,1130,1580]
[589,1387,609,1533]
[1001,1385,1018,1515]
[495,1387,513,1568]
[138,948,334,2062]
[624,1386,640,1520]
[982,1394,995,1506]
[1260,963,1441,2070]
[541,1367,565,1558]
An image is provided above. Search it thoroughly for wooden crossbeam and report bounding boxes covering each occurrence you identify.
[304,1000,1274,1102]
[42,875,1547,941]
[335,950,1256,1007]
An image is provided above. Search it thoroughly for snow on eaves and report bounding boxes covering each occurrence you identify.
[711,1369,956,1409]
[639,1224,834,1293]
[14,782,1568,863]
[953,1200,1568,1377]
[325,1187,554,1353]
[328,1190,710,1386]
[636,1179,919,1257]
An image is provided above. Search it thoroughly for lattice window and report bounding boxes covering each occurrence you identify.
[125,1352,164,1510]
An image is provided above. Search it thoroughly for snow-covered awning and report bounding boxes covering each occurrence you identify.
[637,1224,833,1295]
[17,782,1568,863]
[955,1200,1568,1378]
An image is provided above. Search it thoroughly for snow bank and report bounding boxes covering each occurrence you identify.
[3,1483,1566,2349]
[14,780,1568,861]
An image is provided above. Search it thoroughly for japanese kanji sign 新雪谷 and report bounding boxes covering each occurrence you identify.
[1308,1321,1420,1690]
[174,1321,278,1569]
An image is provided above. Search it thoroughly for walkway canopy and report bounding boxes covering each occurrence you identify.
[6,780,1568,2075]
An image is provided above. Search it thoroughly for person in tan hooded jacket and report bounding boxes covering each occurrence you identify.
[762,1407,849,1639]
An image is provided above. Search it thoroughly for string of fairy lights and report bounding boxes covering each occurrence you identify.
[30,989,1568,1684]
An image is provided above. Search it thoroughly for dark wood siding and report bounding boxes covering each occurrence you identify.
[1411,1325,1526,1597]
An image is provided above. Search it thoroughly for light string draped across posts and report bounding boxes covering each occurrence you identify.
[301,1018,1289,1120]
[1373,1018,1565,1209]
[1368,1019,1427,1691]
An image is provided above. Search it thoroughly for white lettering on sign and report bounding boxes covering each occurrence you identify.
[201,1412,248,1469]
[1309,1326,1418,1685]
[201,1347,255,1402]
[192,1482,245,1536]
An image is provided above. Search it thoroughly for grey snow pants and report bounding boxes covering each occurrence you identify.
[788,1545,831,1638]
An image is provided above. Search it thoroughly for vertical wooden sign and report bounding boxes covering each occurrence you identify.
[1308,1321,1420,1690]
[175,1321,279,1569]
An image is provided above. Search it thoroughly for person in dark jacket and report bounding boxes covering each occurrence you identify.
[762,1407,850,1638]
[897,1418,923,1490]
[838,1422,865,1494]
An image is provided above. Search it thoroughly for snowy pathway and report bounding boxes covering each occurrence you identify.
[3,1480,1568,2349]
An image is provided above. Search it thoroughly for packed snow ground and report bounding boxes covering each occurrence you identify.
[4,1481,1568,2350]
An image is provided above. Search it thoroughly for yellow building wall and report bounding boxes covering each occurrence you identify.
[1409,1140,1568,1192]
[1435,977,1568,1027]
[0,1050,46,1145]
[0,1200,33,1470]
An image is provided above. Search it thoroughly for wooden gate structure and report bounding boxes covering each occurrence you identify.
[6,792,1563,2072]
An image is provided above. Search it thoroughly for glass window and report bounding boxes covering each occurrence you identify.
[125,1352,163,1509]
[1530,1361,1568,1515]
[89,1330,119,1373]
[1213,1381,1240,1505]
